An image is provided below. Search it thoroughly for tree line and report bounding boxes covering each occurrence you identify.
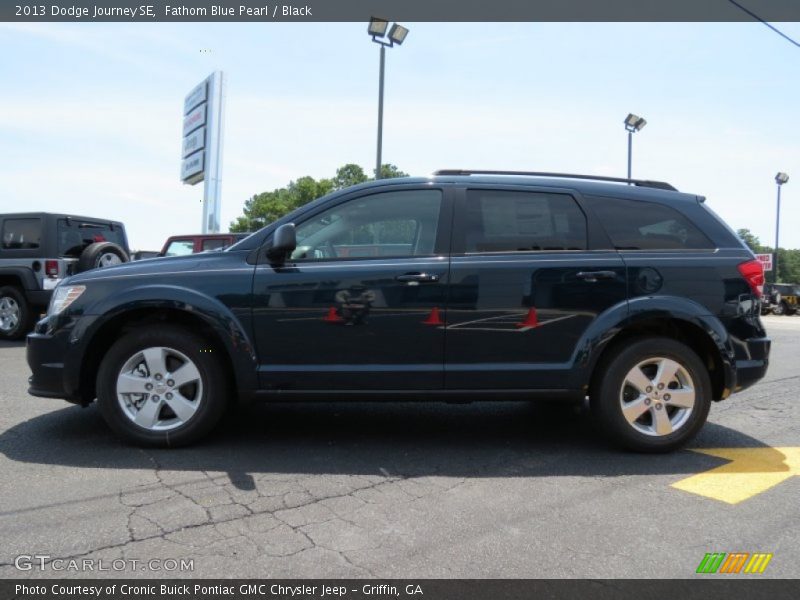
[738,229,800,284]
[229,163,407,233]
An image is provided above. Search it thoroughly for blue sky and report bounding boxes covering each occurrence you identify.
[1,21,798,250]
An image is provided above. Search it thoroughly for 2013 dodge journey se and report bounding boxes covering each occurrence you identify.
[27,170,770,451]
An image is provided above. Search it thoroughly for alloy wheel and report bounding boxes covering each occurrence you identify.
[619,357,695,437]
[98,252,123,268]
[0,296,20,332]
[116,346,203,431]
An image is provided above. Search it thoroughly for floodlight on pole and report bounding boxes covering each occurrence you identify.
[624,113,646,182]
[773,172,789,283]
[368,17,388,37]
[368,17,409,179]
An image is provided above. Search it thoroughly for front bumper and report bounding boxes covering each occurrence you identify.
[26,319,83,404]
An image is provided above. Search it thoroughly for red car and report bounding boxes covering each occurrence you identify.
[158,233,251,257]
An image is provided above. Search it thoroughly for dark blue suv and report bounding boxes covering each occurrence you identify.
[27,171,770,451]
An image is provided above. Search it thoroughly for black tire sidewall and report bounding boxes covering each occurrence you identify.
[96,326,227,446]
[592,337,712,453]
[77,242,129,272]
[0,286,31,341]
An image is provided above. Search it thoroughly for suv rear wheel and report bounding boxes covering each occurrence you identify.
[0,285,31,341]
[96,326,228,446]
[591,337,711,453]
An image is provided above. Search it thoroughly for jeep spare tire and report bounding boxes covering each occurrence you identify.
[77,242,129,272]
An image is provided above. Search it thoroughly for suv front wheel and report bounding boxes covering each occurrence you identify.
[592,337,712,453]
[96,326,228,446]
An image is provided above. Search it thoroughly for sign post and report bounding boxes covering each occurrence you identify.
[181,71,226,233]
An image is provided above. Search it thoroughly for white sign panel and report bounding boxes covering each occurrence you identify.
[182,103,206,137]
[755,253,773,272]
[181,151,204,184]
[182,127,206,158]
[184,81,207,114]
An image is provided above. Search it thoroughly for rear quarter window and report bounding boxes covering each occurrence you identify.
[584,196,714,250]
[2,218,41,250]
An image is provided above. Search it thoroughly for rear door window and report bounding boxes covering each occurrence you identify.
[1,218,41,250]
[584,196,713,250]
[201,238,228,252]
[463,190,587,252]
[57,219,126,257]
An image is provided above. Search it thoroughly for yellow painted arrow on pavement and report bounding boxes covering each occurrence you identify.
[672,447,800,504]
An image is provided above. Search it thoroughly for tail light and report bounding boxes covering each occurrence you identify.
[45,260,59,278]
[738,259,764,298]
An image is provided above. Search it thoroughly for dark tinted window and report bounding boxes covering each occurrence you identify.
[292,189,442,260]
[57,219,126,256]
[464,190,587,252]
[202,238,227,251]
[2,218,41,249]
[585,196,713,250]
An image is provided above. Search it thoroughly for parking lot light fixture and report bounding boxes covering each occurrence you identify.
[368,17,410,179]
[624,113,647,182]
[388,24,409,45]
[368,17,388,38]
[773,172,789,283]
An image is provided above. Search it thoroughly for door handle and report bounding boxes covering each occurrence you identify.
[395,272,440,283]
[576,270,617,282]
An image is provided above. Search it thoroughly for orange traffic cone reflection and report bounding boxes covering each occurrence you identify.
[516,307,538,328]
[422,307,444,326]
[323,307,344,323]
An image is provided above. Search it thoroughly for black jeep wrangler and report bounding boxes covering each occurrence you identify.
[0,213,129,340]
[27,172,770,452]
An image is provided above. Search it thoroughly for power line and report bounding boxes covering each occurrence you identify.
[728,0,800,48]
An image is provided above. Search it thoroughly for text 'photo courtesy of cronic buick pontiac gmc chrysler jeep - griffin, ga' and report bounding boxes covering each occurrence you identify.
[26,171,770,452]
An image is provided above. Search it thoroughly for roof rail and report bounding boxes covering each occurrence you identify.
[432,169,678,191]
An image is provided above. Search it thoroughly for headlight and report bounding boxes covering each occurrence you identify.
[48,285,86,316]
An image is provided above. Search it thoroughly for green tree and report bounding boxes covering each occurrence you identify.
[230,163,408,232]
[378,163,409,179]
[333,163,368,190]
[736,228,800,283]
[736,229,768,253]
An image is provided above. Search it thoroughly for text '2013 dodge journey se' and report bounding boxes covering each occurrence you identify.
[27,171,770,452]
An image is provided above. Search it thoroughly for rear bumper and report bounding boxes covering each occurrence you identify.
[733,336,770,393]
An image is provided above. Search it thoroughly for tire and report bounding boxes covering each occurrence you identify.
[591,337,712,453]
[96,326,228,447]
[0,286,32,341]
[772,302,785,316]
[77,242,129,272]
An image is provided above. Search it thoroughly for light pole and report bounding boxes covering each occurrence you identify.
[368,17,409,179]
[624,113,647,182]
[774,172,789,283]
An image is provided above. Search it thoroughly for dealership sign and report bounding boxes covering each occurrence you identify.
[182,126,206,158]
[755,253,773,272]
[180,71,226,233]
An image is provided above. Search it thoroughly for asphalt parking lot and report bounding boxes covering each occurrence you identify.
[0,316,798,579]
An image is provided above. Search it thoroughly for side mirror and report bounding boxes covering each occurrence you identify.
[267,223,297,263]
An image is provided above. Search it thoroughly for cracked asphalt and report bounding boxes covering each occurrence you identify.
[0,316,798,579]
